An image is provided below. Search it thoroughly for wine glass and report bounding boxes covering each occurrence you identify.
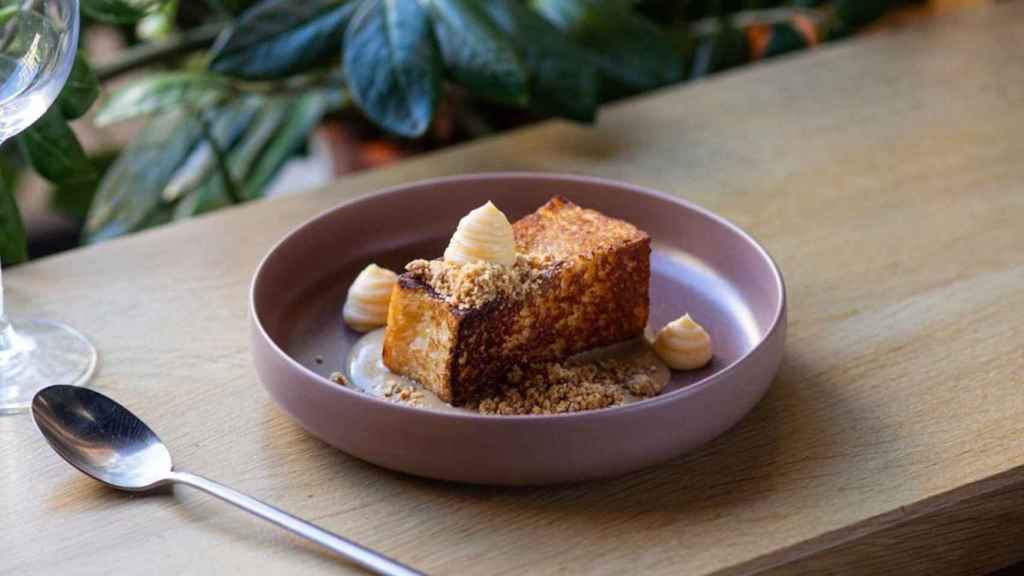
[0,0,95,414]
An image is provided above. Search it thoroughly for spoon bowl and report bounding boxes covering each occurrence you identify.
[31,385,423,576]
[32,385,171,491]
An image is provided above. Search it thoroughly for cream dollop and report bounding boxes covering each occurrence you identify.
[343,264,398,332]
[443,201,517,267]
[654,314,713,370]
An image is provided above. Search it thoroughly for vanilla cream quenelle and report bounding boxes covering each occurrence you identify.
[654,314,713,370]
[342,264,398,332]
[443,201,517,266]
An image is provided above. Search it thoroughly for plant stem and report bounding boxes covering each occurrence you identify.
[96,21,225,82]
[229,73,344,97]
[192,109,241,204]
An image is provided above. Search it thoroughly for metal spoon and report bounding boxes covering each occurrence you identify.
[31,385,424,576]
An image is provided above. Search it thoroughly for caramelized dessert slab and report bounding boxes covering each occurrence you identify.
[382,197,650,405]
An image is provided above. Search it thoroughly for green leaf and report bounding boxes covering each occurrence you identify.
[0,155,16,193]
[764,23,808,58]
[689,20,747,79]
[830,0,891,39]
[84,111,204,241]
[18,106,95,185]
[0,5,19,25]
[95,72,231,126]
[344,0,439,137]
[241,92,330,200]
[58,53,101,120]
[162,97,263,203]
[531,0,683,95]
[50,153,117,221]
[172,173,233,219]
[173,103,289,219]
[479,0,598,122]
[0,170,27,265]
[209,0,355,80]
[81,0,164,23]
[86,97,265,241]
[427,0,528,106]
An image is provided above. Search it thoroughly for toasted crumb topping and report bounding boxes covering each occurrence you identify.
[470,355,663,416]
[382,381,425,406]
[405,255,548,309]
[329,371,349,386]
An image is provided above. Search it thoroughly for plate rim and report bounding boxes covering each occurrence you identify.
[250,172,787,423]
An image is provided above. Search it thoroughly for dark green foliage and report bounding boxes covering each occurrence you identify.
[532,0,684,95]
[59,54,101,120]
[84,92,334,242]
[765,22,809,58]
[480,0,599,122]
[209,0,357,80]
[95,72,232,125]
[344,0,439,137]
[428,0,529,106]
[50,153,117,222]
[831,0,891,38]
[690,20,748,79]
[238,92,332,200]
[6,0,900,255]
[84,110,205,242]
[19,106,95,185]
[81,0,164,23]
[0,174,27,264]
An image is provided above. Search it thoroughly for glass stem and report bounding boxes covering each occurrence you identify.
[0,150,9,335]
[0,143,20,353]
[0,259,12,352]
[0,256,5,319]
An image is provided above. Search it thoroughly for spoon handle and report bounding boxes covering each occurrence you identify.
[168,471,425,576]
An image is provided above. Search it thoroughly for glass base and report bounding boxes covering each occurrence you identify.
[0,318,96,415]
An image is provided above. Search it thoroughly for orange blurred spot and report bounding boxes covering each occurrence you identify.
[792,14,819,46]
[747,24,772,60]
[360,141,404,169]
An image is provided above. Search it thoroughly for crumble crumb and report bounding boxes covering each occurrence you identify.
[405,255,547,309]
[382,381,425,406]
[624,373,660,397]
[470,355,664,416]
[329,371,349,386]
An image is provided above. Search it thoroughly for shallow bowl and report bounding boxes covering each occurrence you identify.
[250,173,786,485]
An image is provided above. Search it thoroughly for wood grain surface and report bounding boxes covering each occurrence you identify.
[3,4,1024,575]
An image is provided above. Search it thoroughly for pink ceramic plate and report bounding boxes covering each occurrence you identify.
[250,173,786,485]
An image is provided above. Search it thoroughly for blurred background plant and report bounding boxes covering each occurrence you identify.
[0,0,977,263]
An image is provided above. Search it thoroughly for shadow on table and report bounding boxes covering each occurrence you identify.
[45,472,159,511]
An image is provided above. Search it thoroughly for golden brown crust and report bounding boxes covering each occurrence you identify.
[382,197,650,405]
[514,196,647,261]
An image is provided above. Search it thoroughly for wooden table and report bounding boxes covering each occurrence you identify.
[4,4,1024,575]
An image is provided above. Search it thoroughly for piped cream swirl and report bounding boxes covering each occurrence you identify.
[443,201,517,267]
[343,264,398,332]
[654,314,713,370]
